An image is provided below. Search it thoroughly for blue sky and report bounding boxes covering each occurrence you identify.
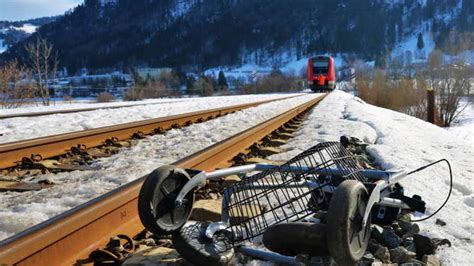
[0,0,83,21]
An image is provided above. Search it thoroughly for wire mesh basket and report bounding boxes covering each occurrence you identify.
[222,141,367,243]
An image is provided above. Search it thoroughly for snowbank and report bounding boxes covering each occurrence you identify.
[269,91,473,265]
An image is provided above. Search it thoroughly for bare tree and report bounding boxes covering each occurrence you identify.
[407,72,429,119]
[428,49,443,71]
[0,60,35,109]
[356,68,429,120]
[25,37,58,106]
[432,63,470,127]
[194,76,214,96]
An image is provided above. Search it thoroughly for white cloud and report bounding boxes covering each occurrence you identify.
[0,0,83,21]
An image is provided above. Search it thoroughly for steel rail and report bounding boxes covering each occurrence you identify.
[0,96,298,170]
[0,94,325,265]
[0,100,189,119]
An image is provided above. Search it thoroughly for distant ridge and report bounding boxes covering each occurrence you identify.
[0,0,472,72]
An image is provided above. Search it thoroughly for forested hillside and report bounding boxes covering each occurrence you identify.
[1,0,473,72]
[0,16,57,52]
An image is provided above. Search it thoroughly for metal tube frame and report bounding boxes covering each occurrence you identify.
[173,163,412,264]
[175,163,409,211]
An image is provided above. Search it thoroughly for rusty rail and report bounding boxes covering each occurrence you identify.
[0,100,187,119]
[0,94,325,265]
[0,96,297,170]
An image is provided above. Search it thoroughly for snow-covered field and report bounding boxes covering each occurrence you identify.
[0,94,321,241]
[269,91,473,265]
[0,93,302,143]
[391,31,435,64]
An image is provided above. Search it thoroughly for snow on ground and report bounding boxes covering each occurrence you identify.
[0,38,6,53]
[269,91,473,265]
[0,94,322,241]
[170,0,195,17]
[0,93,302,143]
[0,94,294,115]
[205,64,273,80]
[445,50,474,65]
[11,23,38,34]
[391,31,435,64]
[0,97,186,115]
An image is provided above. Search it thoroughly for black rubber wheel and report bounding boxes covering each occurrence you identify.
[262,222,329,256]
[172,221,234,266]
[138,165,194,236]
[327,180,371,265]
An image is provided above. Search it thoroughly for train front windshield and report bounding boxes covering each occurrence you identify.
[312,59,329,74]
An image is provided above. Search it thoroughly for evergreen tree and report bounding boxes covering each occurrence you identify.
[375,52,387,69]
[417,33,425,50]
[426,0,435,17]
[85,0,99,8]
[217,70,228,90]
[186,76,195,95]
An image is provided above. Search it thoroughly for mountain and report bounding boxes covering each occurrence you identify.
[1,0,473,72]
[0,16,58,53]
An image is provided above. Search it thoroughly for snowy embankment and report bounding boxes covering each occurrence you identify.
[269,91,473,265]
[0,94,321,241]
[0,93,302,143]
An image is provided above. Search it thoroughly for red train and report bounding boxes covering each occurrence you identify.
[307,56,336,92]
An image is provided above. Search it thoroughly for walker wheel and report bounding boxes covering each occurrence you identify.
[172,221,234,266]
[138,165,194,236]
[327,180,371,265]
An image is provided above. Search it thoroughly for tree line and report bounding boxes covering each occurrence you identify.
[124,68,302,101]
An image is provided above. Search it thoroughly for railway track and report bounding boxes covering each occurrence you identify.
[0,95,298,120]
[0,94,326,265]
[0,99,188,119]
[0,96,297,170]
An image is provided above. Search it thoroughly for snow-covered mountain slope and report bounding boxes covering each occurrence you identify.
[3,0,472,72]
[0,39,6,53]
[269,91,474,265]
[0,24,37,53]
[0,17,56,53]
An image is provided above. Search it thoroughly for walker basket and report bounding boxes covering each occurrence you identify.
[222,141,367,243]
